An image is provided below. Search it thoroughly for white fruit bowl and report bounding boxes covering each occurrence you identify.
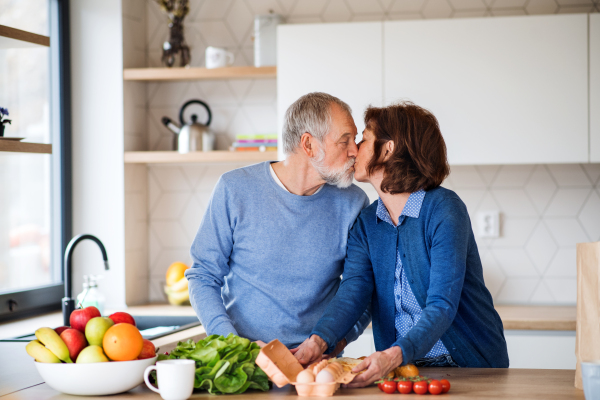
[34,356,158,396]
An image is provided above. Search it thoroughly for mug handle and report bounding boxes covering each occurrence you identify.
[144,366,161,394]
[226,52,235,66]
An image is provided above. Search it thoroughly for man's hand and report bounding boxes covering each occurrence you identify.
[323,338,347,359]
[344,346,403,388]
[293,335,328,366]
[254,340,267,348]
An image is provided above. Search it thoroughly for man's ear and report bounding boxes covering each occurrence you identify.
[300,132,315,157]
[383,140,394,161]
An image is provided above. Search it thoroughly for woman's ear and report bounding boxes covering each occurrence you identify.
[383,140,395,161]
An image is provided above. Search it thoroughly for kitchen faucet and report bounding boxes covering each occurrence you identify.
[62,234,109,326]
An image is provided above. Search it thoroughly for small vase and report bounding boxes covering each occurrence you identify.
[0,124,4,137]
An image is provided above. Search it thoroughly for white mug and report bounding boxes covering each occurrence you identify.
[144,359,195,400]
[205,46,235,69]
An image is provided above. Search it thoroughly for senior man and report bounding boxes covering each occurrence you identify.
[185,92,371,351]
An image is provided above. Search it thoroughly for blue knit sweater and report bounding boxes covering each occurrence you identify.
[311,186,509,367]
[185,161,371,348]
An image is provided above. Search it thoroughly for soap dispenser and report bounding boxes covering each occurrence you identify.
[76,275,106,315]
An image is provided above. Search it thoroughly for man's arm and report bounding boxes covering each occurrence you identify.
[185,176,238,337]
[343,301,372,345]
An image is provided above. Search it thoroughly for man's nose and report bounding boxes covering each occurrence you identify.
[348,140,358,157]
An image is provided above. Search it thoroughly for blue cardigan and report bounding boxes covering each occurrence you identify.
[311,187,509,367]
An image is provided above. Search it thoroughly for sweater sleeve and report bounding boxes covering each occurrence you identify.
[393,198,469,364]
[343,301,372,345]
[311,216,374,351]
[185,176,238,337]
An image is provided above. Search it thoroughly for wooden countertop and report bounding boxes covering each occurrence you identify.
[495,305,576,331]
[4,368,583,399]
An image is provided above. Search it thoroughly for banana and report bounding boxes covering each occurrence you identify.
[26,340,61,363]
[166,288,190,306]
[167,276,189,293]
[35,327,73,363]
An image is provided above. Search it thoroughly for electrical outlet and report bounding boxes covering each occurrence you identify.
[477,210,500,238]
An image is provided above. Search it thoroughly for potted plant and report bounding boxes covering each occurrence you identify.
[0,107,11,137]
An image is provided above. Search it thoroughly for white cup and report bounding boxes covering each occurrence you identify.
[205,46,235,69]
[144,359,195,400]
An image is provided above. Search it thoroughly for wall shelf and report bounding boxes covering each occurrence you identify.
[0,24,50,48]
[123,66,276,81]
[0,141,52,154]
[124,150,278,164]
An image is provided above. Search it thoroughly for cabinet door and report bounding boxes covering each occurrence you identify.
[384,15,588,165]
[591,14,600,163]
[277,22,383,160]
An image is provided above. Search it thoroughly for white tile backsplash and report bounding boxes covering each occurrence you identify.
[123,0,600,306]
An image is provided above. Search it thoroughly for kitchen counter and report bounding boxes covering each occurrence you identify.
[4,368,583,399]
[0,304,577,341]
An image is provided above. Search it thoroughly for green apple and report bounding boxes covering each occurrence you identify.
[85,317,114,346]
[76,345,109,363]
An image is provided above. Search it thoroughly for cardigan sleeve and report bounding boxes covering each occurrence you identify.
[393,198,470,364]
[310,215,375,351]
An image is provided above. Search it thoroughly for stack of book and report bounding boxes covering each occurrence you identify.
[231,134,277,152]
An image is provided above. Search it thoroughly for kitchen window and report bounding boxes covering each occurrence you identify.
[0,0,71,322]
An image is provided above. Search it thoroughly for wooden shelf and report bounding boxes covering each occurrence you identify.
[124,150,278,164]
[0,24,50,48]
[0,141,52,154]
[123,66,276,81]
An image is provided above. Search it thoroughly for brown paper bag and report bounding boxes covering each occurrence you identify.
[575,242,600,389]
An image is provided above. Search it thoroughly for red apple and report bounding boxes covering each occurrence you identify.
[54,326,69,335]
[108,311,136,326]
[137,339,156,360]
[70,306,101,333]
[60,328,88,361]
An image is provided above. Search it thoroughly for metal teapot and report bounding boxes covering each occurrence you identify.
[161,99,215,153]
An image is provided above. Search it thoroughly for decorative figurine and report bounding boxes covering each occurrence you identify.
[156,0,191,67]
[0,107,11,137]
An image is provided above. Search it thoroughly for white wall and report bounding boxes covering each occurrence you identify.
[70,0,126,310]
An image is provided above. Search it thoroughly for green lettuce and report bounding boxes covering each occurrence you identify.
[156,333,271,395]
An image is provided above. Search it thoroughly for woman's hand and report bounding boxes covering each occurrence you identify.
[293,335,328,365]
[254,340,267,348]
[344,346,403,388]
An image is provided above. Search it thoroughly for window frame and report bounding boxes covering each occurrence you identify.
[0,0,71,323]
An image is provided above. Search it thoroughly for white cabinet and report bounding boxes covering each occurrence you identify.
[277,22,383,160]
[384,15,589,165]
[591,14,600,162]
[505,330,576,369]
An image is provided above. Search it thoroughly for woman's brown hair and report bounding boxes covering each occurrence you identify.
[364,101,450,194]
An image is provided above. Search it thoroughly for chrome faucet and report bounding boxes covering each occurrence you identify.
[62,234,109,326]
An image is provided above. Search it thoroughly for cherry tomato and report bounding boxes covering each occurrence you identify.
[413,380,428,395]
[377,381,384,391]
[440,379,451,393]
[428,379,443,395]
[381,380,397,394]
[397,380,413,394]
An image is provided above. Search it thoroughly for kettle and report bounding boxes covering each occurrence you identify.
[161,99,215,153]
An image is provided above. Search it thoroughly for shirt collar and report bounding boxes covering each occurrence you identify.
[376,189,426,225]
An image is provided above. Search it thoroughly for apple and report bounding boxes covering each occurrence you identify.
[85,317,114,346]
[70,306,101,333]
[76,345,109,363]
[60,328,88,361]
[108,311,136,326]
[54,326,69,335]
[137,339,156,360]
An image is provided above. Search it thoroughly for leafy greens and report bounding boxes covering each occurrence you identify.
[156,333,271,395]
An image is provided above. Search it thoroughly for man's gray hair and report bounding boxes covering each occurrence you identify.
[282,92,352,155]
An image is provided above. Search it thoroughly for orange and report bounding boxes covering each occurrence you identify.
[166,261,189,286]
[102,323,143,361]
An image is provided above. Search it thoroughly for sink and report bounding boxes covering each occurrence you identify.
[0,315,201,342]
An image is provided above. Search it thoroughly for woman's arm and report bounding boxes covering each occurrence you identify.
[394,198,470,364]
[294,217,375,364]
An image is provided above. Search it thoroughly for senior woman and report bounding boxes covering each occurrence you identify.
[293,102,509,387]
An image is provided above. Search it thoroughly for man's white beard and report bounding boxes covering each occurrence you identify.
[311,146,355,189]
